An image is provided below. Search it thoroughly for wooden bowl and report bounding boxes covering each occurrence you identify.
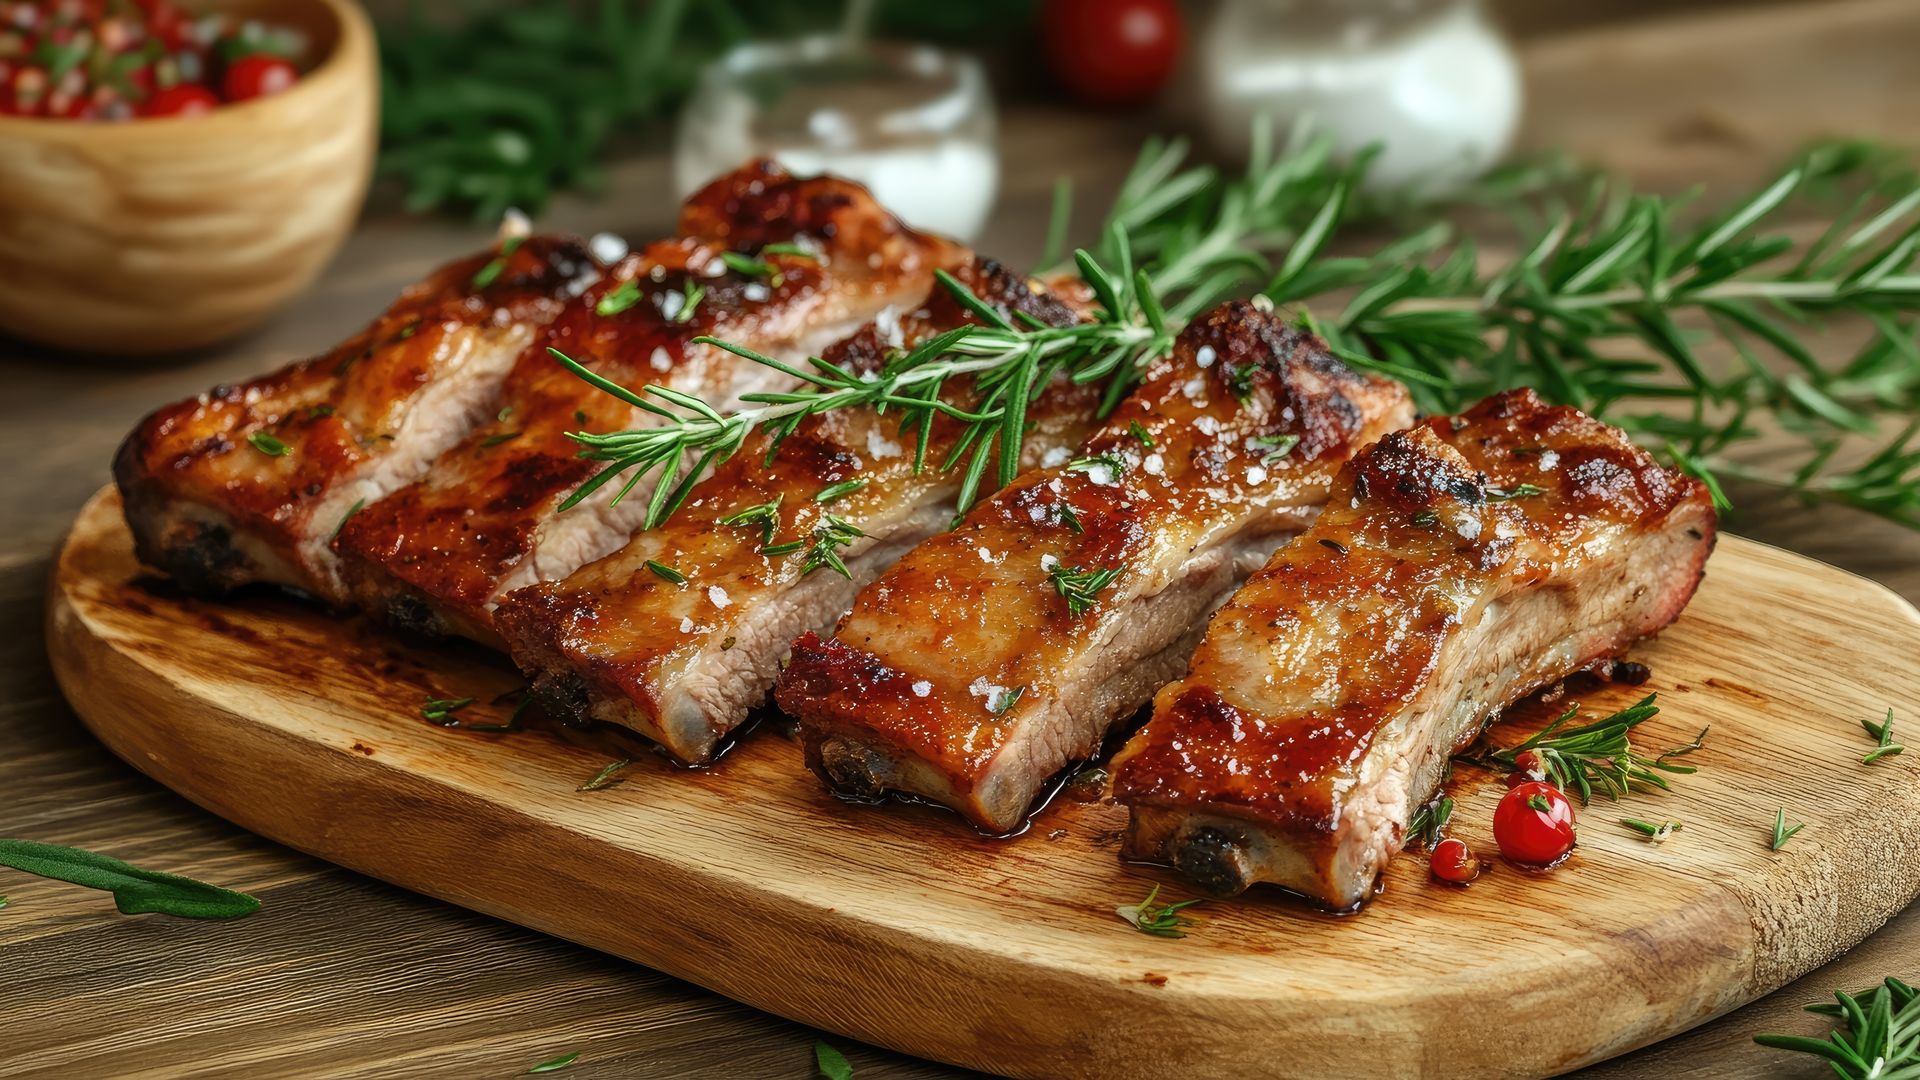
[0,0,377,356]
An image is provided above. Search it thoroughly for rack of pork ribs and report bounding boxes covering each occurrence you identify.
[118,163,1716,909]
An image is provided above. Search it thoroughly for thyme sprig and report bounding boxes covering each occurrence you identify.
[1116,884,1203,938]
[1862,708,1905,765]
[1458,694,1706,805]
[1755,977,1920,1078]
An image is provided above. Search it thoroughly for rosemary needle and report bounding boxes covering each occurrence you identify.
[1771,808,1807,850]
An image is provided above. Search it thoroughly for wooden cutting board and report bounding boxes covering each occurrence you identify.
[44,486,1920,1079]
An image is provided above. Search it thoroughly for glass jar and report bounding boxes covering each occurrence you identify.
[674,35,1000,242]
[1196,0,1521,194]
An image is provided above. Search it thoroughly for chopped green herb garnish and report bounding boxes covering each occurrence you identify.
[674,279,706,323]
[525,1050,582,1073]
[1621,817,1682,842]
[421,695,476,723]
[1058,502,1084,534]
[1116,883,1203,938]
[497,406,514,422]
[481,431,520,447]
[247,431,290,457]
[1127,420,1155,447]
[1065,453,1126,480]
[718,496,783,546]
[329,498,366,541]
[762,241,818,260]
[308,405,335,420]
[801,515,865,578]
[577,760,633,792]
[1862,708,1905,764]
[762,541,805,556]
[1411,509,1439,527]
[1407,795,1453,849]
[721,250,780,285]
[471,235,523,289]
[1771,808,1806,850]
[644,560,686,584]
[1487,483,1548,501]
[1048,562,1119,616]
[596,278,642,316]
[814,1042,853,1080]
[1250,433,1300,463]
[814,479,865,504]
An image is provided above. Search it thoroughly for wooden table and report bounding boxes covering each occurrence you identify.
[6,2,1920,1076]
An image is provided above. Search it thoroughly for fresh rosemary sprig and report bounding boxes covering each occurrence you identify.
[248,431,290,457]
[800,515,866,578]
[421,695,476,722]
[1755,977,1920,1078]
[550,252,1170,528]
[814,1041,854,1080]
[1115,884,1203,938]
[0,840,260,919]
[578,759,634,792]
[1459,694,1706,805]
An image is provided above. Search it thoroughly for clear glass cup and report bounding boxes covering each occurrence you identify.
[674,35,1000,242]
[1197,0,1521,194]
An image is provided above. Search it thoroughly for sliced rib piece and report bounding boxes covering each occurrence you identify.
[334,161,954,645]
[1111,388,1718,909]
[777,301,1415,833]
[114,235,601,602]
[495,260,1096,763]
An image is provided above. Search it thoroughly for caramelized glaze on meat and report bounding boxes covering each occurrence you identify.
[114,235,600,600]
[1111,389,1717,908]
[332,161,956,644]
[777,301,1414,832]
[495,260,1095,762]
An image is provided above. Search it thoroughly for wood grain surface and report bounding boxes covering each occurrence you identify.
[41,486,1920,1078]
[7,1,1920,1077]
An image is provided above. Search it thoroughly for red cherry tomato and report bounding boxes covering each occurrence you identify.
[1428,837,1481,884]
[144,83,218,117]
[221,54,297,102]
[1041,0,1183,108]
[1494,781,1578,865]
[1504,748,1549,788]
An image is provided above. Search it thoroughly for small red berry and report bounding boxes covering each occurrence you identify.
[143,81,215,116]
[220,52,295,102]
[1429,837,1481,884]
[1494,781,1578,865]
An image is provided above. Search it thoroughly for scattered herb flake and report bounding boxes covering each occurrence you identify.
[247,431,290,457]
[674,279,706,323]
[1049,563,1119,617]
[814,479,865,504]
[1621,818,1682,842]
[801,516,865,578]
[526,1050,581,1074]
[1250,433,1300,464]
[1116,884,1203,938]
[1407,796,1453,850]
[471,236,523,289]
[1861,708,1905,765]
[719,496,783,547]
[1487,483,1548,501]
[1127,420,1155,448]
[762,241,818,260]
[308,405,335,420]
[1771,808,1806,850]
[991,686,1025,716]
[421,695,476,723]
[1411,510,1439,527]
[329,498,366,541]
[578,760,633,792]
[595,279,642,316]
[482,431,521,447]
[645,560,686,584]
[1058,502,1084,534]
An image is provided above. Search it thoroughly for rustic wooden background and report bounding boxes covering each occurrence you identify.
[5,1,1920,1076]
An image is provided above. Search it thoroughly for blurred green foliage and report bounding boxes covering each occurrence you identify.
[378,0,1038,220]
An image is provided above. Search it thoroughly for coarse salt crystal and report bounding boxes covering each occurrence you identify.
[1042,447,1072,468]
[679,616,695,633]
[708,586,731,609]
[912,680,933,698]
[1182,377,1208,401]
[1246,465,1269,485]
[650,347,673,372]
[1040,554,1060,572]
[659,290,685,321]
[588,232,628,264]
[1195,345,1217,369]
[743,283,771,302]
[1143,453,1165,476]
[866,429,902,459]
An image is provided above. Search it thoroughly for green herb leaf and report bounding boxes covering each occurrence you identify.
[644,560,686,584]
[329,498,366,542]
[1128,420,1155,448]
[578,760,633,792]
[1771,808,1807,850]
[1048,562,1119,617]
[482,431,521,447]
[1407,795,1453,850]
[596,279,642,317]
[472,236,524,289]
[0,840,259,919]
[718,496,784,547]
[1250,433,1300,464]
[801,516,865,578]
[1486,483,1548,501]
[526,1050,581,1074]
[1861,708,1905,764]
[814,479,865,504]
[1116,884,1203,938]
[814,1041,854,1080]
[247,431,291,457]
[1057,502,1084,534]
[1755,977,1920,1079]
[1621,818,1682,842]
[421,695,476,723]
[1457,695,1703,805]
[762,241,818,260]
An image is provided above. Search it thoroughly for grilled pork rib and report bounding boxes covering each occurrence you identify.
[333,161,954,645]
[114,236,601,602]
[1110,389,1718,909]
[777,301,1415,833]
[495,261,1097,763]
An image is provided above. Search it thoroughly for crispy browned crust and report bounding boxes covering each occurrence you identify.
[113,235,599,598]
[332,161,956,636]
[776,301,1415,829]
[493,258,1095,760]
[1112,387,1718,842]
